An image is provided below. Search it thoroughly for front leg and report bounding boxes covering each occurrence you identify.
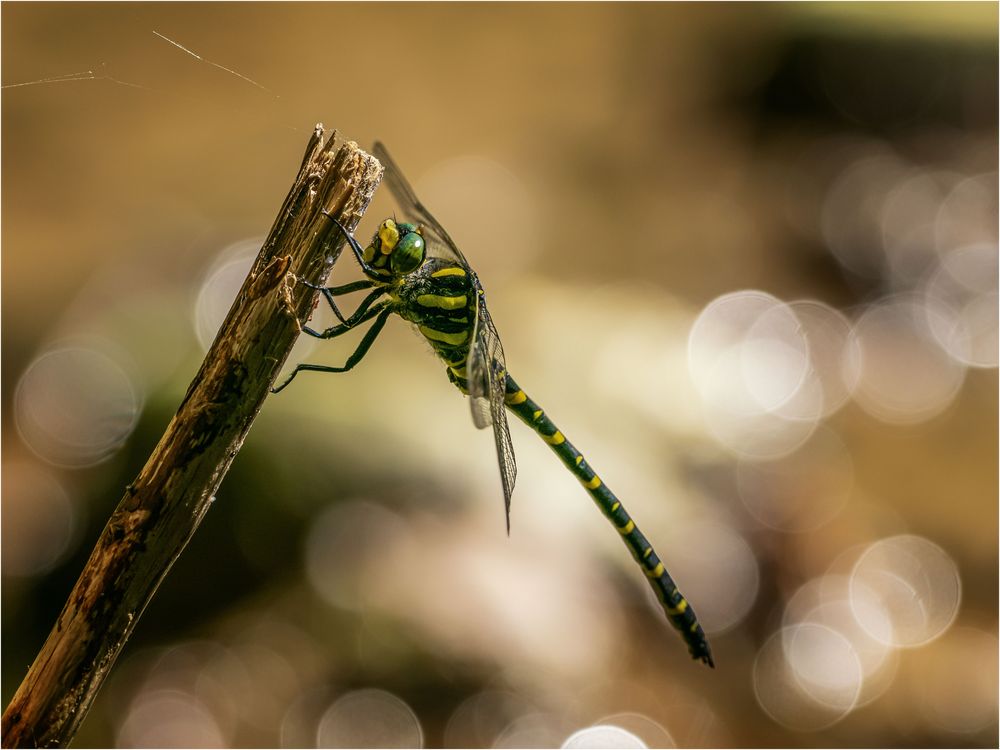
[322,212,387,281]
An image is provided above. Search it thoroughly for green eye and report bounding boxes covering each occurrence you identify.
[391,232,425,274]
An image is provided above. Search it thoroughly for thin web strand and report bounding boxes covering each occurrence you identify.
[152,30,277,97]
[3,63,150,91]
[2,70,96,89]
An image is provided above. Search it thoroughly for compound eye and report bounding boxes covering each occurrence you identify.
[390,232,425,274]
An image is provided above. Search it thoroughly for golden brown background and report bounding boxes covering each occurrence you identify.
[3,3,997,748]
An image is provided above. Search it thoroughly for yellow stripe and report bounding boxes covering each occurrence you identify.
[645,562,665,578]
[431,267,466,278]
[610,502,620,512]
[690,621,700,632]
[666,599,689,616]
[416,293,467,310]
[643,547,653,558]
[617,520,635,535]
[574,456,583,466]
[505,390,527,405]
[418,325,468,345]
[583,475,602,489]
[450,365,467,378]
[532,410,543,421]
[542,430,565,445]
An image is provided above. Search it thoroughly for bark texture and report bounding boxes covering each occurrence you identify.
[2,127,382,748]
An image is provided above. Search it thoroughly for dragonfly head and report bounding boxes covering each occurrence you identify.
[362,218,426,275]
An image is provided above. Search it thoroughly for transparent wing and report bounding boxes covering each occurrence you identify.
[373,141,469,267]
[466,279,517,531]
[375,141,516,530]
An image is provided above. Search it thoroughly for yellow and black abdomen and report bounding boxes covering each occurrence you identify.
[397,259,476,387]
[503,375,715,667]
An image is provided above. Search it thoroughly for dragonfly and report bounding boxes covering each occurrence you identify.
[271,142,714,667]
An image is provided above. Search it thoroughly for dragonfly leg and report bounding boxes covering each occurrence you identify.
[302,279,377,324]
[271,306,392,393]
[302,288,386,338]
[322,212,384,281]
[302,279,377,295]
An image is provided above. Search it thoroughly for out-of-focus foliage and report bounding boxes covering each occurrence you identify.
[3,4,996,748]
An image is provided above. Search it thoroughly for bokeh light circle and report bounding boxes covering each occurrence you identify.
[934,172,998,256]
[562,725,646,749]
[689,291,809,411]
[753,627,859,732]
[922,242,999,368]
[850,535,961,648]
[742,303,812,412]
[493,713,567,748]
[594,713,674,748]
[880,168,955,286]
[783,623,863,712]
[688,290,820,459]
[702,397,820,460]
[14,345,142,468]
[443,690,537,749]
[2,462,78,577]
[117,689,227,748]
[317,688,422,748]
[821,151,909,279]
[304,500,411,611]
[193,238,265,351]
[782,575,898,707]
[844,295,966,423]
[786,300,856,418]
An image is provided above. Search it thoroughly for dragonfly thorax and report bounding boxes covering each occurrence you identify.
[393,258,477,387]
[362,218,426,276]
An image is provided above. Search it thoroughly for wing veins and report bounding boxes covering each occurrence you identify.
[372,142,517,530]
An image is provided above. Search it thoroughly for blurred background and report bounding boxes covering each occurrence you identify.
[2,3,997,748]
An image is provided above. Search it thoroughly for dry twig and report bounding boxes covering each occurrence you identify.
[2,126,382,748]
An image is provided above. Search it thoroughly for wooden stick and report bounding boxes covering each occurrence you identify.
[1,126,382,748]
